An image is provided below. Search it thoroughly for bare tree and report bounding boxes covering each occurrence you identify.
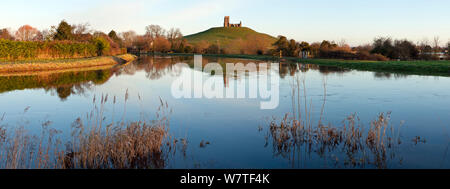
[120,30,137,48]
[0,28,14,40]
[433,36,441,52]
[145,25,165,40]
[73,23,91,35]
[166,28,182,40]
[41,26,57,41]
[134,35,149,51]
[166,28,183,50]
[15,25,42,41]
[338,38,347,47]
[419,38,430,47]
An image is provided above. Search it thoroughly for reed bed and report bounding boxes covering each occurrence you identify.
[0,92,183,169]
[262,70,416,169]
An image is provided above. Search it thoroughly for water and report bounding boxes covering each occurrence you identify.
[0,55,449,168]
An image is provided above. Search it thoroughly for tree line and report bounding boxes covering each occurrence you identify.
[0,21,125,60]
[123,25,189,53]
[1,21,449,61]
[272,35,450,61]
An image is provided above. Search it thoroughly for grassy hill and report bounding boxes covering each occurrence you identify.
[184,27,277,54]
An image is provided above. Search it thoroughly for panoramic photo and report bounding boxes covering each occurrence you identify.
[0,0,449,186]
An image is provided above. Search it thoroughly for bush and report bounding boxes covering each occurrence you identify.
[183,45,193,53]
[0,39,97,60]
[206,44,219,54]
[54,20,74,41]
[91,37,110,56]
[371,53,389,61]
[356,51,388,61]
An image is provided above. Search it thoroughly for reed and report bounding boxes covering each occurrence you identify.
[0,92,184,169]
[262,68,416,168]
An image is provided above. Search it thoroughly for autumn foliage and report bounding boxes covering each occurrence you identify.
[15,25,42,41]
[0,39,97,60]
[0,21,127,61]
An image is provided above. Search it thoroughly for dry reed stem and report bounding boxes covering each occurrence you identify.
[0,92,184,169]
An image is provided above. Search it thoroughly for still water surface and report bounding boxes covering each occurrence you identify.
[0,55,449,168]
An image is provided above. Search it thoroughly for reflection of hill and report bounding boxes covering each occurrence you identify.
[113,55,188,80]
[123,55,353,86]
[0,55,356,100]
[0,68,113,100]
[120,55,352,82]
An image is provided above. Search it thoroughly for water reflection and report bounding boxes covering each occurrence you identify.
[0,69,113,100]
[0,55,449,168]
[262,74,414,168]
[0,55,352,101]
[373,72,409,79]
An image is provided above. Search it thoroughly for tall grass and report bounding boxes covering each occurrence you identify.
[0,92,184,169]
[262,68,417,168]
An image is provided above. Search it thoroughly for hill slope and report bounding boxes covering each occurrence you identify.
[184,27,277,54]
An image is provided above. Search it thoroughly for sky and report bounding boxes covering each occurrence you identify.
[1,0,449,46]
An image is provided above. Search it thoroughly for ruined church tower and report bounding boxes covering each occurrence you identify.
[223,16,241,28]
[224,16,230,27]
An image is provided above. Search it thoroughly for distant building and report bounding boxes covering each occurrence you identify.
[224,16,242,28]
[420,51,448,60]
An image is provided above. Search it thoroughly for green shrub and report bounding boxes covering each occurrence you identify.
[91,37,111,56]
[0,39,97,60]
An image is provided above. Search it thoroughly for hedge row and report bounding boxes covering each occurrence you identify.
[0,39,99,60]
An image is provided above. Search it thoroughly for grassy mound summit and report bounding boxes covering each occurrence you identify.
[184,27,277,54]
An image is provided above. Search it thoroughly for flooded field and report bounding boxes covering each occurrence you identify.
[0,55,449,168]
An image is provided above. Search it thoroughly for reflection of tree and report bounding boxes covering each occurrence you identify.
[279,62,351,78]
[374,72,409,79]
[56,85,72,100]
[51,82,93,101]
[115,55,186,80]
[0,69,113,100]
[144,56,173,80]
[120,56,354,85]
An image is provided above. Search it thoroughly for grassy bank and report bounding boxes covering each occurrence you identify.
[164,53,450,77]
[0,54,136,73]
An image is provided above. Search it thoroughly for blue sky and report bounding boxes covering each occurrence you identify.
[1,0,449,46]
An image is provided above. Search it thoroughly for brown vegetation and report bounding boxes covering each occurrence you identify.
[273,36,449,61]
[15,25,42,41]
[262,75,422,168]
[0,94,184,169]
[2,20,449,63]
[0,21,126,62]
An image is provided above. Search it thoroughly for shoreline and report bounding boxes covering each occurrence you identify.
[0,54,136,74]
[157,53,450,77]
